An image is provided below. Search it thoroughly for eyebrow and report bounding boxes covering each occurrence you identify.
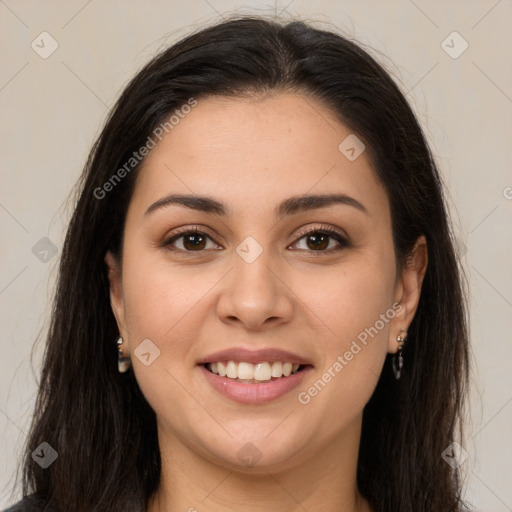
[144,193,369,219]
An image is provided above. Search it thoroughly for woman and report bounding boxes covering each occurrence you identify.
[4,15,472,512]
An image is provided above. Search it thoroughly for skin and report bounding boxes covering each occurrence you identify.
[105,93,428,512]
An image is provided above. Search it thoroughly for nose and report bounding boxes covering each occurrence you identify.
[216,243,294,331]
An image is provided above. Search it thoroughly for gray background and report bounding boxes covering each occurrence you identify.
[1,1,511,510]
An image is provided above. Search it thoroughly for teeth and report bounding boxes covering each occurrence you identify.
[217,361,227,377]
[271,361,282,378]
[226,361,237,379]
[207,360,302,380]
[237,362,254,380]
[254,362,271,381]
[282,362,292,376]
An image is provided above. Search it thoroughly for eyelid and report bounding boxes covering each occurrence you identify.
[166,224,211,237]
[293,223,349,242]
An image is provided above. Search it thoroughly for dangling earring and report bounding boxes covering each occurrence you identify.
[116,336,131,373]
[392,329,407,380]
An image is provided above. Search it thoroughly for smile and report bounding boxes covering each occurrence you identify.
[199,362,312,404]
[206,360,302,382]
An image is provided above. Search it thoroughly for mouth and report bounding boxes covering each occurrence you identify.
[201,360,309,383]
[198,357,313,404]
[197,347,313,403]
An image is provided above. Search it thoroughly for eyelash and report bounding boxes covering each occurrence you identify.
[162,224,350,257]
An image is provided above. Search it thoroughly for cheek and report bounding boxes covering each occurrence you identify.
[121,247,208,342]
[119,253,201,413]
[296,253,396,401]
[302,254,395,341]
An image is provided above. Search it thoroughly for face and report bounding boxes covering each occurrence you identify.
[106,93,426,473]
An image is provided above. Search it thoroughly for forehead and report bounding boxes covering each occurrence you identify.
[128,93,389,222]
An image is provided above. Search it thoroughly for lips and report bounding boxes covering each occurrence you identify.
[197,347,312,366]
[197,347,313,404]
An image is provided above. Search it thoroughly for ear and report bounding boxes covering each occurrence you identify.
[104,250,128,341]
[388,235,428,353]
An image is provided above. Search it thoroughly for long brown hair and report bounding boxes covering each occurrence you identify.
[13,15,471,512]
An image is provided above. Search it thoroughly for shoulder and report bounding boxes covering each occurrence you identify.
[2,494,57,512]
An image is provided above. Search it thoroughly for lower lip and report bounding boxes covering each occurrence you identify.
[198,364,312,404]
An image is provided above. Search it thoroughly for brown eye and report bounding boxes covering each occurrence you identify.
[291,227,349,253]
[181,232,207,251]
[164,228,219,253]
[162,225,349,256]
[304,232,330,251]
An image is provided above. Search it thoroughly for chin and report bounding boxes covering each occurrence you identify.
[197,432,311,474]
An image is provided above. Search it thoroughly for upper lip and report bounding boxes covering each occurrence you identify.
[197,347,312,365]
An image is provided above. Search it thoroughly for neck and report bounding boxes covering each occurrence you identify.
[147,413,373,512]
